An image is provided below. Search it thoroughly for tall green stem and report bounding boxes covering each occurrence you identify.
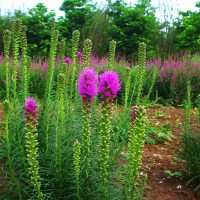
[73,140,81,200]
[108,40,116,70]
[99,104,112,199]
[3,100,23,199]
[55,73,65,194]
[59,39,65,74]
[83,39,92,69]
[136,42,146,105]
[20,25,28,99]
[12,18,21,102]
[43,30,58,154]
[69,30,80,105]
[3,30,11,100]
[24,98,43,200]
[124,67,131,110]
[125,106,147,200]
[82,104,91,178]
[184,79,191,134]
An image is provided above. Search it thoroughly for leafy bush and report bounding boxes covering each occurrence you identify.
[145,120,174,144]
[178,132,200,191]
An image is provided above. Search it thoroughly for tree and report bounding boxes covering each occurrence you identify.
[21,3,56,57]
[107,0,158,59]
[175,2,200,54]
[59,0,94,38]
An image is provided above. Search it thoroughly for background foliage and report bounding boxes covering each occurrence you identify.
[0,0,200,59]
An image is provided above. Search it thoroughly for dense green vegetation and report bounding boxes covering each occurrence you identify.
[0,0,200,59]
[0,1,199,199]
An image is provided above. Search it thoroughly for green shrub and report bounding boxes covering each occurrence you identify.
[178,132,200,191]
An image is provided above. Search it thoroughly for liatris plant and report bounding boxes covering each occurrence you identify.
[20,25,28,99]
[83,39,92,69]
[78,67,98,178]
[125,105,147,200]
[77,51,83,60]
[146,66,157,100]
[73,140,81,200]
[130,66,139,106]
[50,18,55,35]
[98,70,121,199]
[64,57,72,65]
[77,51,83,76]
[43,30,58,154]
[3,100,22,199]
[69,30,80,105]
[54,73,65,192]
[59,39,65,74]
[24,98,43,200]
[124,67,131,110]
[108,40,116,70]
[12,18,22,102]
[136,42,146,105]
[3,30,11,100]
[184,79,192,134]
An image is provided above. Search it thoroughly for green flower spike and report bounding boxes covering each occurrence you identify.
[83,39,92,69]
[108,40,116,70]
[12,18,22,102]
[69,30,80,105]
[136,42,146,105]
[73,140,81,200]
[24,98,43,200]
[126,105,147,200]
[3,30,11,100]
[20,25,28,99]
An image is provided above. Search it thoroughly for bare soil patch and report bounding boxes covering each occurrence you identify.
[143,106,200,200]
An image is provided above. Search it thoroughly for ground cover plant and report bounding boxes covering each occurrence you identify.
[0,18,199,200]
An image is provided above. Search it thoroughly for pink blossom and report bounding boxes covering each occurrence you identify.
[77,52,83,60]
[64,57,72,65]
[24,98,37,113]
[98,70,121,102]
[78,67,98,102]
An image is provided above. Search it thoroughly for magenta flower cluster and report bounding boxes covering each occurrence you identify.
[98,71,121,102]
[77,51,83,60]
[78,67,98,102]
[78,69,121,104]
[64,57,72,65]
[24,98,38,121]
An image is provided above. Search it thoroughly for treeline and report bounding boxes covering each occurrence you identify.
[0,0,200,59]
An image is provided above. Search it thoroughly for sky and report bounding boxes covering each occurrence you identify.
[0,0,199,19]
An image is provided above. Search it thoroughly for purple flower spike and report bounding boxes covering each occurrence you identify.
[77,51,83,60]
[78,67,98,103]
[24,98,38,121]
[99,71,121,103]
[64,57,72,65]
[24,98,37,113]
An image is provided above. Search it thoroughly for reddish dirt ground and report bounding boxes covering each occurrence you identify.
[143,105,200,200]
[0,105,199,199]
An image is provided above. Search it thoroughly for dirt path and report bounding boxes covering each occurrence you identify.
[143,106,200,200]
